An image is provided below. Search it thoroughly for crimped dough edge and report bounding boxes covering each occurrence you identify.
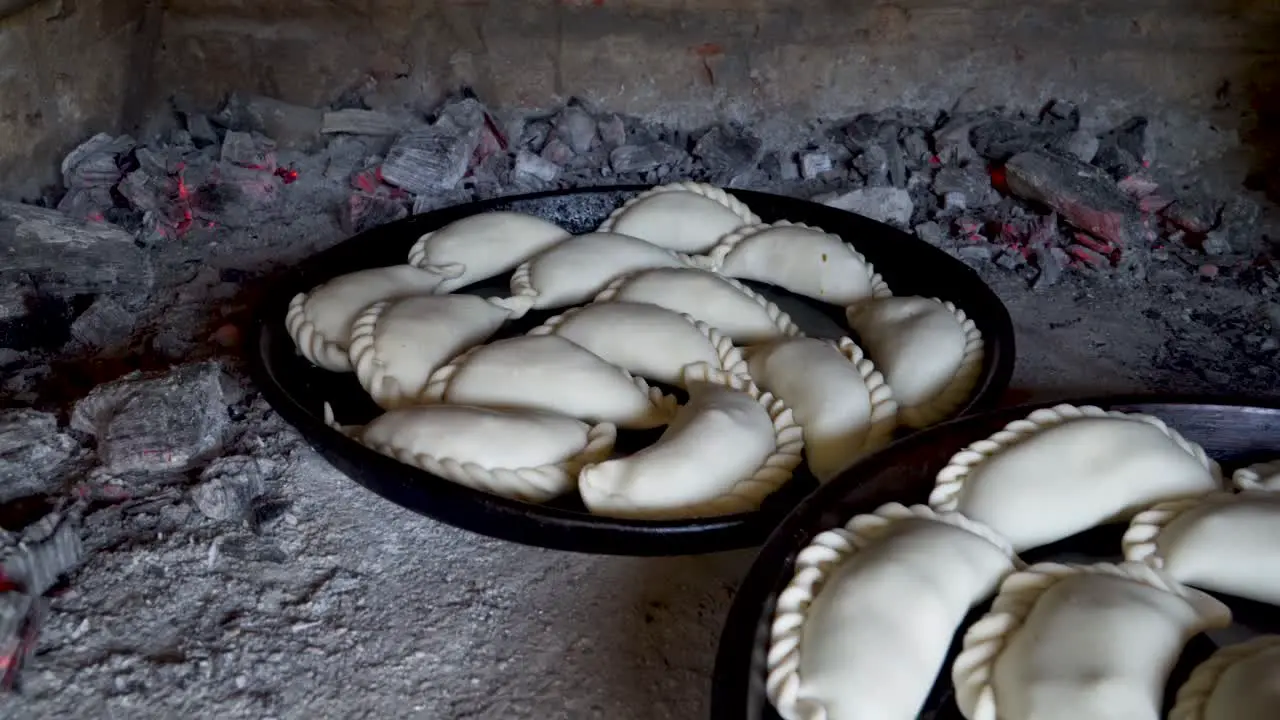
[846,296,984,429]
[419,338,680,425]
[696,220,893,302]
[527,304,749,379]
[593,269,805,339]
[765,502,1019,720]
[928,403,1222,513]
[1121,491,1245,567]
[1169,635,1280,720]
[952,561,1232,720]
[1232,459,1280,491]
[596,181,762,234]
[322,401,618,503]
[285,291,355,372]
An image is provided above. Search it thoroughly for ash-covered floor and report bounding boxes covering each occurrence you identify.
[1,94,1278,719]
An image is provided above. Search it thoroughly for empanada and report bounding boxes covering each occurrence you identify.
[594,267,801,344]
[577,364,803,519]
[348,295,512,409]
[1231,459,1280,492]
[323,402,615,502]
[406,211,570,293]
[845,295,983,428]
[767,503,1019,720]
[527,301,747,386]
[745,337,898,482]
[1170,636,1280,720]
[953,562,1232,720]
[597,181,761,253]
[929,404,1222,552]
[496,232,693,315]
[699,221,892,306]
[1123,491,1280,605]
[422,335,678,429]
[286,265,444,372]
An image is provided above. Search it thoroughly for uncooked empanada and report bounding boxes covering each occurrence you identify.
[953,562,1232,720]
[597,181,761,253]
[286,265,444,372]
[527,301,747,386]
[767,503,1019,720]
[1123,491,1280,605]
[699,221,892,306]
[594,267,801,344]
[1231,458,1280,491]
[323,402,615,502]
[1169,636,1280,720]
[422,335,677,429]
[406,211,570,293]
[578,364,803,519]
[348,295,512,409]
[845,295,983,428]
[745,337,898,482]
[929,404,1222,552]
[496,232,693,315]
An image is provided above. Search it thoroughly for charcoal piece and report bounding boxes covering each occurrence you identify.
[850,144,888,185]
[0,410,81,503]
[932,117,981,165]
[554,106,598,154]
[520,120,553,151]
[841,114,883,149]
[220,131,277,172]
[1201,230,1232,256]
[1217,197,1263,253]
[192,456,266,522]
[1,509,83,596]
[956,245,993,264]
[184,113,219,147]
[242,95,323,149]
[380,124,480,194]
[800,151,835,180]
[1160,194,1221,235]
[55,187,114,222]
[218,534,289,564]
[692,125,762,179]
[0,592,34,669]
[512,150,560,184]
[412,189,473,215]
[1091,144,1141,181]
[609,142,687,175]
[70,361,231,474]
[900,129,931,169]
[321,109,406,136]
[248,495,292,532]
[65,296,136,353]
[60,133,133,189]
[339,193,408,235]
[1100,116,1152,165]
[598,114,627,147]
[883,140,908,188]
[1032,246,1070,290]
[914,221,947,247]
[816,187,914,227]
[1038,100,1080,134]
[932,166,995,207]
[0,202,153,298]
[211,93,254,131]
[970,118,1056,162]
[1004,150,1145,248]
[1052,130,1100,163]
[541,138,575,166]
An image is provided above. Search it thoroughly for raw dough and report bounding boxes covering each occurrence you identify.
[578,363,803,519]
[1169,636,1280,720]
[745,337,898,482]
[700,221,891,306]
[952,562,1232,720]
[1123,491,1280,605]
[286,265,445,372]
[527,301,748,386]
[406,211,570,293]
[597,181,761,253]
[323,402,615,502]
[1231,459,1280,492]
[496,231,693,315]
[845,295,983,428]
[421,334,677,429]
[767,503,1018,720]
[930,405,1221,552]
[594,267,801,344]
[348,295,512,409]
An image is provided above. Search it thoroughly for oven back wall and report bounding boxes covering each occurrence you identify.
[0,0,155,200]
[154,0,1278,129]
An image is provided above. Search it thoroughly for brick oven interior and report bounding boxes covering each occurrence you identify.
[1,0,1279,716]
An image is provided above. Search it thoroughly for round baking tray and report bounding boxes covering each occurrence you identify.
[246,185,1015,555]
[710,395,1280,718]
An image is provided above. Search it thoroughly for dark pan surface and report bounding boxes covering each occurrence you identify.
[710,396,1280,718]
[246,185,1016,555]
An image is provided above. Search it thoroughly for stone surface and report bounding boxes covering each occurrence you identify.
[70,362,232,473]
[0,409,81,502]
